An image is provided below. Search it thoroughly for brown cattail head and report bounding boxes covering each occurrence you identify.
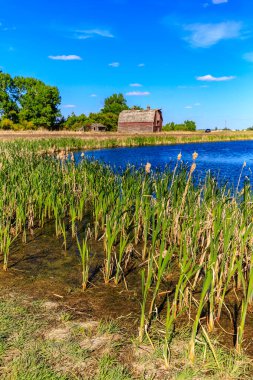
[192,151,198,160]
[190,162,196,174]
[145,162,151,173]
[177,153,182,161]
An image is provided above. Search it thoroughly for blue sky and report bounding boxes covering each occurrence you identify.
[1,0,253,129]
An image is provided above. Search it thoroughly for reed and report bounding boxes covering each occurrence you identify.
[0,138,253,364]
[76,235,90,291]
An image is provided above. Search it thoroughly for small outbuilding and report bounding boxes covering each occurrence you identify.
[89,123,107,132]
[118,106,163,133]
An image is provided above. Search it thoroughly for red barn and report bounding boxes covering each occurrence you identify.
[118,106,163,133]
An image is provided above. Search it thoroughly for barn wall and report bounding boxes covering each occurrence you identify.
[118,122,154,133]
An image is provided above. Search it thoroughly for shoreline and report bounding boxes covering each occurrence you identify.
[1,130,253,149]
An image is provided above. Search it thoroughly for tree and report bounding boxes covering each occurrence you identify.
[0,71,19,122]
[163,120,196,132]
[86,112,119,131]
[64,113,88,130]
[101,93,128,115]
[183,120,196,131]
[14,76,61,128]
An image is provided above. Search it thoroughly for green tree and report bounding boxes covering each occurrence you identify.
[101,93,128,115]
[184,120,196,131]
[86,112,119,131]
[64,113,88,130]
[163,120,196,132]
[0,71,19,122]
[14,76,61,128]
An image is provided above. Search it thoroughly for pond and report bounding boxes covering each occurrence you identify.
[74,140,253,188]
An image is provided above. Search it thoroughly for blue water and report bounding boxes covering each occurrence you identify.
[74,140,253,187]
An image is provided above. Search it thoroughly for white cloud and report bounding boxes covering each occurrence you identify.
[196,74,235,81]
[108,62,120,67]
[76,29,114,39]
[194,102,201,106]
[243,52,253,62]
[48,55,82,61]
[212,0,228,3]
[90,94,97,97]
[185,106,192,109]
[184,21,242,47]
[126,91,150,96]
[138,63,145,67]
[63,104,76,108]
[130,83,142,87]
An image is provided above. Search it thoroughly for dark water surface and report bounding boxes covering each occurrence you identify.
[75,140,253,187]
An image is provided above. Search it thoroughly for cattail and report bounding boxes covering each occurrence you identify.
[190,162,196,174]
[145,162,151,173]
[192,151,198,160]
[81,152,85,158]
[177,153,182,161]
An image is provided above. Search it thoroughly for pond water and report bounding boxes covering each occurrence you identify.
[74,140,253,187]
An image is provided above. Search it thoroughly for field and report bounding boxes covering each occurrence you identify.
[1,129,253,145]
[1,135,253,379]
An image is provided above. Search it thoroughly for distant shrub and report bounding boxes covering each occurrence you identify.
[0,118,14,130]
[19,120,37,130]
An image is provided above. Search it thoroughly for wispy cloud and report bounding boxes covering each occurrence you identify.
[126,91,150,96]
[243,52,253,62]
[108,62,120,67]
[0,22,16,32]
[48,55,82,61]
[196,74,235,81]
[63,104,76,108]
[75,29,114,39]
[138,63,145,67]
[130,83,142,87]
[185,106,192,109]
[90,94,97,97]
[212,0,228,4]
[184,21,242,47]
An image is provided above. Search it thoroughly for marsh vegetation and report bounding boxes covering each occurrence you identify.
[0,137,253,378]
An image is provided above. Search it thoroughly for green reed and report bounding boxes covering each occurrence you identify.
[1,138,253,368]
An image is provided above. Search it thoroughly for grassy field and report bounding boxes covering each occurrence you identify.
[0,130,253,147]
[0,137,253,379]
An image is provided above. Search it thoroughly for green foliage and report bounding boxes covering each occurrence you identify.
[0,118,14,130]
[163,120,196,131]
[0,72,19,122]
[0,71,61,129]
[101,93,128,115]
[64,94,129,131]
[64,113,88,131]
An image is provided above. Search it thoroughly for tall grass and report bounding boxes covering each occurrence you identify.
[0,138,253,366]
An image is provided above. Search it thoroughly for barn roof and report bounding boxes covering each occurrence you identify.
[118,109,162,123]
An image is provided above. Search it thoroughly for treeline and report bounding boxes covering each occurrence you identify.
[163,120,196,131]
[63,94,142,131]
[0,71,197,131]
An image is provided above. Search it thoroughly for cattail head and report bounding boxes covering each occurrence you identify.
[192,151,198,160]
[81,152,85,158]
[190,162,196,174]
[177,153,182,161]
[243,161,246,168]
[145,162,151,174]
[70,152,75,162]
